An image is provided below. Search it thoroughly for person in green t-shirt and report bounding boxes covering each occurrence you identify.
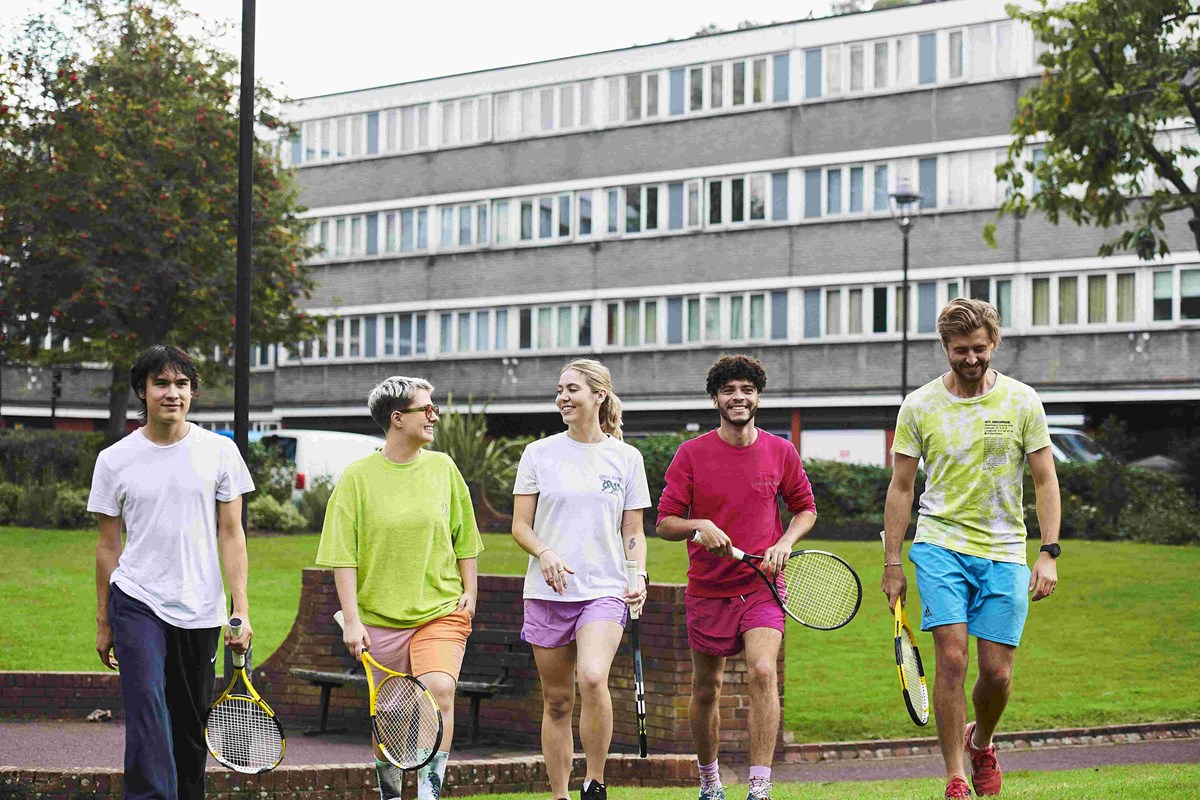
[317,375,483,800]
[881,299,1061,800]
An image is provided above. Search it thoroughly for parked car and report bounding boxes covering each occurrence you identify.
[1046,427,1105,465]
[259,429,385,498]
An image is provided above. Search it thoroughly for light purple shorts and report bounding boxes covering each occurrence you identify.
[521,596,628,649]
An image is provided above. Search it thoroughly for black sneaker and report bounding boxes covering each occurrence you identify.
[580,780,607,800]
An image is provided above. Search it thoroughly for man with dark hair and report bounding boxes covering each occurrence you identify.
[882,299,1060,800]
[656,355,817,800]
[89,344,255,800]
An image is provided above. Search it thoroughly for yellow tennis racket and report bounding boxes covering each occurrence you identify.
[894,596,930,726]
[333,610,443,769]
[204,618,286,773]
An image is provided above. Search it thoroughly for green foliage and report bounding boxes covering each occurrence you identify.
[1027,461,1200,543]
[51,485,91,529]
[986,0,1200,259]
[0,0,323,438]
[246,440,295,504]
[296,475,334,533]
[427,396,530,519]
[0,484,24,524]
[247,493,305,534]
[1168,430,1200,501]
[0,429,102,486]
[627,432,702,523]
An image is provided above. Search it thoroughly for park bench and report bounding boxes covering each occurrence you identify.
[289,628,530,745]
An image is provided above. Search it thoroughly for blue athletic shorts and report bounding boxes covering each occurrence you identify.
[910,542,1031,647]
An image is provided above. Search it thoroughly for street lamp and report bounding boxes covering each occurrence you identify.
[889,181,922,400]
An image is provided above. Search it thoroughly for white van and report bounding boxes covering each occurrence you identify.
[259,429,385,498]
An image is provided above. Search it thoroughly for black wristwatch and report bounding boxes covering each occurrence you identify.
[1039,543,1061,559]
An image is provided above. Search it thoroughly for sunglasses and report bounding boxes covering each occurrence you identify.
[396,404,440,421]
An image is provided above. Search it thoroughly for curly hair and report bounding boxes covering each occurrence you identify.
[705,355,767,397]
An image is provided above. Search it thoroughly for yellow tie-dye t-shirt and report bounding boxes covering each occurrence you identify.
[891,371,1051,564]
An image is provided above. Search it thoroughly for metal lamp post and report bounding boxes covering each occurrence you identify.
[889,181,922,400]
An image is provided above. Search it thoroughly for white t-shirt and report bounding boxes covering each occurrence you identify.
[87,424,255,628]
[514,432,651,602]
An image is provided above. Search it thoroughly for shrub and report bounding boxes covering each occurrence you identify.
[246,440,295,504]
[0,430,104,487]
[297,476,335,533]
[52,486,92,530]
[247,494,305,533]
[16,481,58,529]
[0,483,24,525]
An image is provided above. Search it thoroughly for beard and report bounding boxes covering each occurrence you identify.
[951,357,990,384]
[718,400,758,427]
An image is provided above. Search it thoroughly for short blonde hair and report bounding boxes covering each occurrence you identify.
[561,359,624,441]
[937,298,1002,349]
[367,375,434,432]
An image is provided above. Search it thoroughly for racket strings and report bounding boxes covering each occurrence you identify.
[779,553,860,629]
[374,676,442,766]
[898,626,930,721]
[205,697,284,773]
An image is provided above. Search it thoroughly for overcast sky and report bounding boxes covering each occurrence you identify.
[5,1,840,99]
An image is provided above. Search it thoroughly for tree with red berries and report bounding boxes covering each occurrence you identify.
[0,0,321,441]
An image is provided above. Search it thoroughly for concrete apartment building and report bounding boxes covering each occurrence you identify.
[5,0,1197,462]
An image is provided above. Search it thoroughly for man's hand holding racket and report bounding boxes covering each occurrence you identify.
[537,548,574,594]
[692,521,733,559]
[762,540,794,579]
[225,614,252,654]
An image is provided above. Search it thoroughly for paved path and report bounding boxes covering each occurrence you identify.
[770,737,1200,783]
[1,720,1196,782]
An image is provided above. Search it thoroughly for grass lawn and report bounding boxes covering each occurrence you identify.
[446,763,1200,799]
[2,528,1198,742]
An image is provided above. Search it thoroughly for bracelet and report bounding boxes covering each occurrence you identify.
[536,548,550,559]
[884,561,903,567]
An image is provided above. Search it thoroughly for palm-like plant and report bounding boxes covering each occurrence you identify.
[428,395,532,530]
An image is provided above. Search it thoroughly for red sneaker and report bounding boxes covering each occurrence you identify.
[965,722,1002,796]
[945,775,971,799]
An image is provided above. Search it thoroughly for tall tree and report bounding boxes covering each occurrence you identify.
[985,0,1200,259]
[0,0,321,441]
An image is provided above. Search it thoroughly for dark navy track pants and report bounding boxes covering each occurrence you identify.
[108,584,220,800]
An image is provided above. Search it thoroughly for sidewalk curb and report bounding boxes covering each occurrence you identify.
[782,719,1200,763]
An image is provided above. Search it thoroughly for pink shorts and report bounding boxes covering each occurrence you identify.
[522,597,628,649]
[685,584,785,657]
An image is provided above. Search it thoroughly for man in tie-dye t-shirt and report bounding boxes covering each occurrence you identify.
[881,299,1061,800]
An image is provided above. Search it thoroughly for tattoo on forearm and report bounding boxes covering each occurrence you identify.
[628,538,637,551]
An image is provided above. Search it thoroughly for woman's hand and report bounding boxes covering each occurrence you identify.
[538,549,574,595]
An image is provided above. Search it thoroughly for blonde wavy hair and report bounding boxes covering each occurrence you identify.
[561,358,624,441]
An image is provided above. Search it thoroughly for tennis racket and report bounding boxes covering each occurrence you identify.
[881,531,929,726]
[691,532,862,630]
[624,560,648,758]
[893,597,929,726]
[333,609,443,770]
[204,618,286,774]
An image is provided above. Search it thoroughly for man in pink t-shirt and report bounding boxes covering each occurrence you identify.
[657,355,817,800]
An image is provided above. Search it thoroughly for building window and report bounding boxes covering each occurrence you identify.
[1116,273,1136,322]
[1153,270,1173,321]
[1183,269,1200,319]
[948,30,964,79]
[1087,274,1107,323]
[1032,277,1051,326]
[805,49,822,99]
[919,32,937,84]
[1059,276,1079,324]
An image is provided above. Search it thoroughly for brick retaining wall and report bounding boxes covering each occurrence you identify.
[252,569,784,756]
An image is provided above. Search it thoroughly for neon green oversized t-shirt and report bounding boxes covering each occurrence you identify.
[892,371,1051,564]
[315,450,483,628]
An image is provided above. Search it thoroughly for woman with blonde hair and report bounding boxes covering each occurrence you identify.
[511,359,650,800]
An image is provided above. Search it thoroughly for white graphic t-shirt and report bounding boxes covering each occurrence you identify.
[892,372,1051,564]
[514,433,651,602]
